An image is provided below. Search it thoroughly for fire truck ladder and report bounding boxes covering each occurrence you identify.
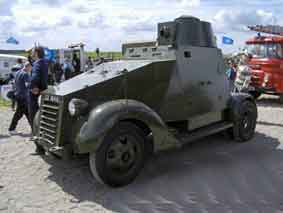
[248,25,283,36]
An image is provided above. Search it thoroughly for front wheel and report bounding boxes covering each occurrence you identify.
[232,100,257,142]
[89,122,147,187]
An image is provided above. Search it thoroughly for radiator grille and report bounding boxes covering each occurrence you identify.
[39,96,62,145]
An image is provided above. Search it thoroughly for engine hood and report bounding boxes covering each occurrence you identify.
[44,60,155,96]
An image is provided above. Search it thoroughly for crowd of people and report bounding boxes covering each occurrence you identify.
[52,53,81,84]
[225,52,252,93]
[4,48,106,153]
[7,46,48,154]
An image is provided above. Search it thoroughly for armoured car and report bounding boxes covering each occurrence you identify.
[34,16,258,187]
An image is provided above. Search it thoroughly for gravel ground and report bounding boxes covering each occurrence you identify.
[1,95,283,213]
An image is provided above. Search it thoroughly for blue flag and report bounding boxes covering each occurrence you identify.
[44,48,57,62]
[6,36,19,45]
[222,36,234,45]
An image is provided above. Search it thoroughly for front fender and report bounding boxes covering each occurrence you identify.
[75,99,173,154]
[33,111,40,136]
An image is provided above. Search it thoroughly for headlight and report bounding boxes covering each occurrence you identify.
[264,73,270,83]
[250,64,261,70]
[68,100,76,116]
[68,99,89,117]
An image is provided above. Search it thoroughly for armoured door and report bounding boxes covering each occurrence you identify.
[176,46,229,125]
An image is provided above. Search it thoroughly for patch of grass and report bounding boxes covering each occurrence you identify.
[0,97,11,108]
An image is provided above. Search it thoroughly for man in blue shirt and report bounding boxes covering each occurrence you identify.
[226,61,237,92]
[28,47,48,135]
[63,57,74,80]
[8,62,32,134]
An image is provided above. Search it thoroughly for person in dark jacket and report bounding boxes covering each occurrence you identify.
[28,46,48,136]
[63,57,74,80]
[8,62,32,134]
[5,59,24,111]
[72,53,80,75]
[53,57,63,84]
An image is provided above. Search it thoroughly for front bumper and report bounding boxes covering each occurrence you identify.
[254,87,277,94]
[36,137,65,157]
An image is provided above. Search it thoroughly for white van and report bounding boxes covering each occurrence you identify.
[58,43,87,72]
[0,54,27,83]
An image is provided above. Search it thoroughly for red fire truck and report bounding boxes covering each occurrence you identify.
[246,25,283,102]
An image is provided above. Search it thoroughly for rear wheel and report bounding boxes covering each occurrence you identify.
[89,122,147,187]
[232,100,257,142]
[279,94,283,104]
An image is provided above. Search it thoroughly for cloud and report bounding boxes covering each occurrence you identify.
[68,2,91,13]
[78,14,107,28]
[174,0,200,7]
[0,0,17,16]
[122,19,156,34]
[158,0,200,7]
[0,0,282,53]
[0,17,16,36]
[22,23,51,34]
[70,5,90,13]
[213,9,277,33]
[29,0,68,7]
[21,15,73,35]
[56,16,73,27]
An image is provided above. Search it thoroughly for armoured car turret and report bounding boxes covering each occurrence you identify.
[34,16,257,187]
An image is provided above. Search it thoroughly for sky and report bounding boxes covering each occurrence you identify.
[0,0,282,53]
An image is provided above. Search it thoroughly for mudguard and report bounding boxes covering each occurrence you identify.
[33,111,40,136]
[75,99,175,154]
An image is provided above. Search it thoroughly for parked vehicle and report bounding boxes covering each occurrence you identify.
[34,16,258,187]
[57,43,87,73]
[245,25,283,101]
[234,63,252,93]
[0,54,26,84]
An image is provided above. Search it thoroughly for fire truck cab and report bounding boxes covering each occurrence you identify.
[246,26,283,101]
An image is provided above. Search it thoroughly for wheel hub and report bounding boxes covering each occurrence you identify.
[242,111,250,130]
[122,152,131,163]
[243,117,249,129]
[106,134,139,173]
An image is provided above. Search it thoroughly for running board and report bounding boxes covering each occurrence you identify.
[177,122,233,146]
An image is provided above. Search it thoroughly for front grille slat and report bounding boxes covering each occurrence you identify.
[39,95,62,146]
[42,105,59,110]
[40,126,56,134]
[41,115,57,122]
[41,109,57,116]
[41,137,55,145]
[40,121,56,128]
[40,132,56,140]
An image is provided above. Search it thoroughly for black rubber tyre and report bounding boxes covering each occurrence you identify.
[249,91,261,100]
[232,100,257,142]
[279,94,283,104]
[89,122,147,187]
